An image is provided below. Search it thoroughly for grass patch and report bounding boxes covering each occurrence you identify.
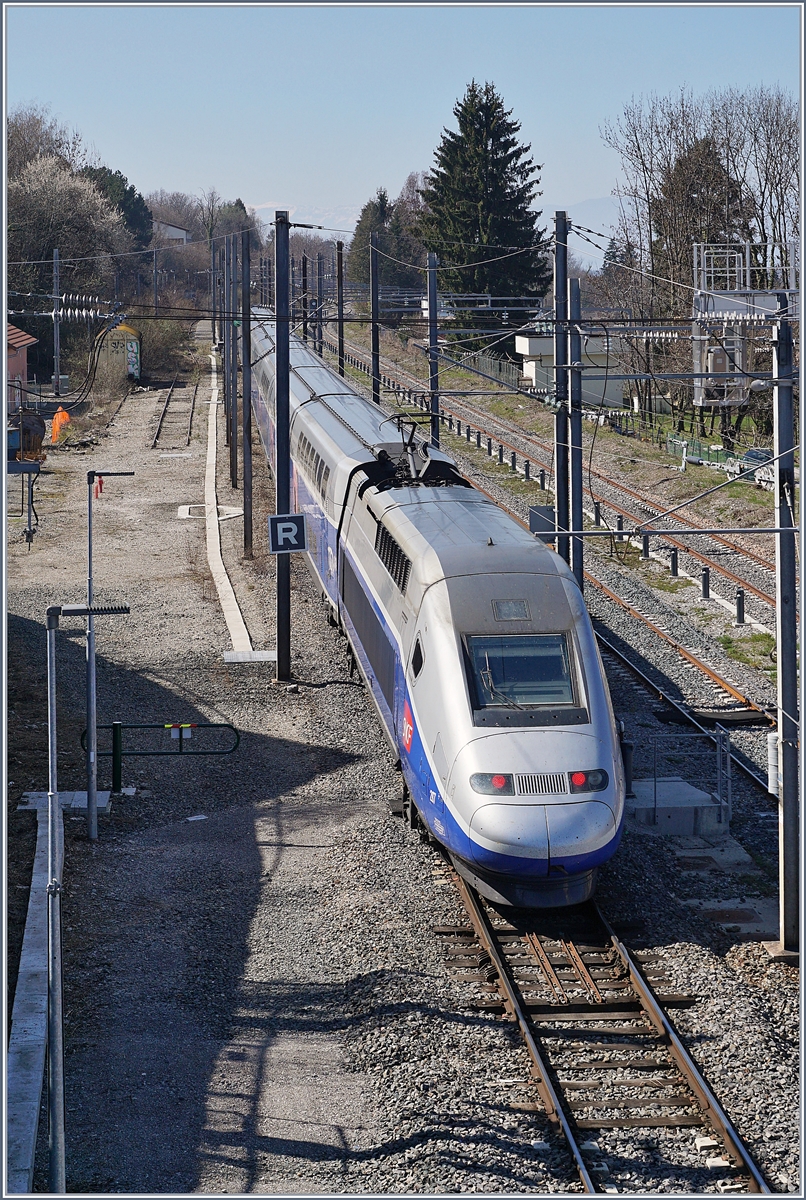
[719,631,776,671]
[719,480,774,507]
[651,575,694,594]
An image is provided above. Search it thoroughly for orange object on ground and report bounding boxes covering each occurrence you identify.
[50,406,70,442]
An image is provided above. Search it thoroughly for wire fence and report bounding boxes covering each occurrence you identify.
[457,352,525,389]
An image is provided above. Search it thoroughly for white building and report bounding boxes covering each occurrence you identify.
[153,220,191,245]
[515,326,627,409]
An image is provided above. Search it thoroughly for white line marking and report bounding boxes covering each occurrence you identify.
[205,358,252,653]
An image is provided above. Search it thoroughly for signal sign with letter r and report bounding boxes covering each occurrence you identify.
[268,513,307,553]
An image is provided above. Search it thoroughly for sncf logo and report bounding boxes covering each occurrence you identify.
[402,701,414,753]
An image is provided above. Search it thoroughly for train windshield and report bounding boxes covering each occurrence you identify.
[465,634,576,710]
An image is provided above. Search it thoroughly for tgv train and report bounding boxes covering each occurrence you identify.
[250,312,625,906]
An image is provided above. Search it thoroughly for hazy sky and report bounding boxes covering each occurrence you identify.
[5,3,802,254]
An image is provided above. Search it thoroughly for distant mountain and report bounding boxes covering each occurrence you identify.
[252,202,361,236]
[538,195,621,265]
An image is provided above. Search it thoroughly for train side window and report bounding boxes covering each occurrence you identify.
[411,636,424,679]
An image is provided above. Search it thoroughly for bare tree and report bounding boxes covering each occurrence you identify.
[197,187,222,247]
[601,85,799,315]
[8,156,130,294]
[7,102,90,180]
[598,85,799,433]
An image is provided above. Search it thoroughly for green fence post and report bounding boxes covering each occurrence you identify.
[111,721,123,793]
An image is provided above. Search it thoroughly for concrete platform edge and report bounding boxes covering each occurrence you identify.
[6,808,52,1193]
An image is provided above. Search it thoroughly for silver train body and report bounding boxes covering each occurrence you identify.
[251,312,625,906]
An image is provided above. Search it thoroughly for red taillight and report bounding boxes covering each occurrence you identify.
[568,769,609,793]
[470,773,514,795]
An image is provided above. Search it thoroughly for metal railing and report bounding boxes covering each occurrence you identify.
[646,728,732,827]
[81,721,240,792]
[458,352,525,389]
[694,241,799,293]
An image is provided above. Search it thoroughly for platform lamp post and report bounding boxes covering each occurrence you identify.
[274,211,291,681]
[46,600,130,1191]
[86,471,134,840]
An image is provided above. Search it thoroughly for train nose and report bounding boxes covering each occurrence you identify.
[469,800,617,876]
[470,803,549,876]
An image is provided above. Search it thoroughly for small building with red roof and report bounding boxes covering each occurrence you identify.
[7,323,39,412]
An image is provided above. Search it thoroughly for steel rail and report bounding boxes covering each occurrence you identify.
[186,380,199,446]
[581,498,777,609]
[594,630,770,790]
[596,905,772,1194]
[105,384,136,430]
[452,873,598,1193]
[585,574,770,716]
[151,374,178,449]
[450,879,772,1193]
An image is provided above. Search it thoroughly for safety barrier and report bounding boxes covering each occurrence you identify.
[81,721,240,792]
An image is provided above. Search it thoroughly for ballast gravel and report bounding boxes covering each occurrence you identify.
[8,342,799,1194]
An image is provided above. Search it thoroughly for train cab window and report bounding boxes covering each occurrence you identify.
[410,636,424,679]
[463,633,589,728]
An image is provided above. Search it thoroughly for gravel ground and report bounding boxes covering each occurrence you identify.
[7,337,799,1194]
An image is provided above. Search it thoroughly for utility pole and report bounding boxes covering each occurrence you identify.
[242,230,253,558]
[274,212,291,681]
[301,255,308,344]
[218,248,224,349]
[370,231,381,404]
[52,249,61,396]
[554,211,570,563]
[569,277,584,590]
[769,294,799,959]
[45,609,65,1194]
[230,233,238,487]
[45,600,128,1193]
[153,249,158,317]
[427,252,440,448]
[223,237,231,447]
[316,252,324,356]
[337,241,345,376]
[85,471,133,839]
[210,241,217,343]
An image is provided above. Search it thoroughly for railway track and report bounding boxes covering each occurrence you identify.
[324,334,780,613]
[437,871,770,1194]
[150,376,199,449]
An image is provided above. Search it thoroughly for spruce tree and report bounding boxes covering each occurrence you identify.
[417,81,550,297]
[346,188,394,287]
[347,184,426,292]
